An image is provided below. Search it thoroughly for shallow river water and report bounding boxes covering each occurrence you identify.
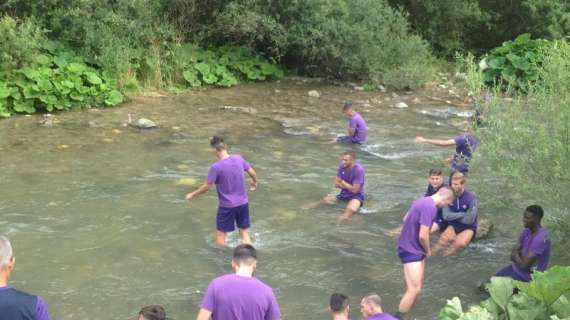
[0,79,565,319]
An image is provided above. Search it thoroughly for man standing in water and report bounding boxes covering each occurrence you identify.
[186,136,258,246]
[196,244,281,320]
[360,293,398,320]
[0,235,52,320]
[432,172,478,256]
[331,101,368,144]
[415,132,478,174]
[309,151,365,224]
[494,205,550,282]
[397,187,455,316]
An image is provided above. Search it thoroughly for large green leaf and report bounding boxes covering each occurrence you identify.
[0,82,10,99]
[84,72,102,85]
[506,292,548,320]
[517,266,570,306]
[34,54,52,66]
[552,292,570,318]
[104,90,124,106]
[481,297,503,319]
[488,277,515,310]
[183,70,201,87]
[439,297,464,320]
[459,306,493,320]
[12,99,35,113]
[67,62,86,74]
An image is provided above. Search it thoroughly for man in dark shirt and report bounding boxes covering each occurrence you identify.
[0,235,51,320]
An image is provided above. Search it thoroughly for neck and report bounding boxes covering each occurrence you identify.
[372,307,384,315]
[530,224,541,233]
[0,272,8,287]
[235,265,254,277]
[217,150,230,160]
[332,313,348,320]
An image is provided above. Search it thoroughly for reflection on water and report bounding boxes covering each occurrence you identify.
[0,80,559,319]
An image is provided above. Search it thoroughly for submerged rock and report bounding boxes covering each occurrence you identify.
[394,102,409,109]
[377,85,387,92]
[475,218,494,240]
[133,118,157,129]
[220,106,258,114]
[412,98,421,104]
[308,90,321,98]
[38,114,56,127]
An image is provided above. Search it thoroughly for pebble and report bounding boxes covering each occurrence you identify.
[308,90,321,98]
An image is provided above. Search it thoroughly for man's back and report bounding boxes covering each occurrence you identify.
[208,155,251,208]
[0,286,49,320]
[201,274,281,320]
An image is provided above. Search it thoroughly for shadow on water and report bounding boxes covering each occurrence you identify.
[1,80,564,320]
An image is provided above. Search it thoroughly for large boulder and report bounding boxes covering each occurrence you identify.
[132,118,157,129]
[475,218,494,240]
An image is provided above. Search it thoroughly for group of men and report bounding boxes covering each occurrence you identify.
[0,101,551,320]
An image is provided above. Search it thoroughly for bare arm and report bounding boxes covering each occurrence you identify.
[246,167,258,191]
[511,244,539,272]
[348,127,356,137]
[196,308,212,320]
[186,181,213,201]
[416,136,456,146]
[419,225,431,256]
[339,180,361,194]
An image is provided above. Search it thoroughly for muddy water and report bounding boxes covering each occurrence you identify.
[0,79,561,319]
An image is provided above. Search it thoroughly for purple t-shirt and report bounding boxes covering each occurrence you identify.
[513,227,551,280]
[368,312,398,320]
[207,155,251,208]
[398,197,438,255]
[201,274,281,320]
[349,112,368,143]
[0,286,51,320]
[337,162,365,198]
[452,134,478,172]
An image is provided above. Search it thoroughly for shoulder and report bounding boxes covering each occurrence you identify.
[356,162,365,172]
[253,278,276,295]
[465,190,477,201]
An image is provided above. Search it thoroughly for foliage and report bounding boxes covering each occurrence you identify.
[480,34,552,91]
[0,16,46,73]
[178,45,283,88]
[438,266,570,320]
[0,42,123,117]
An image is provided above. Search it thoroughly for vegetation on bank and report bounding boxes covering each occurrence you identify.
[439,266,570,320]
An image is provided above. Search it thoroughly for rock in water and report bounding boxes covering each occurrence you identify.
[175,178,198,186]
[133,118,157,129]
[475,218,493,240]
[394,102,409,109]
[308,90,321,98]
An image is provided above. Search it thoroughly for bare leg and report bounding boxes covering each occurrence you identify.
[239,228,252,245]
[215,231,226,247]
[337,199,361,224]
[444,229,474,256]
[302,195,337,209]
[398,260,425,314]
[430,222,440,233]
[324,137,338,144]
[432,226,456,256]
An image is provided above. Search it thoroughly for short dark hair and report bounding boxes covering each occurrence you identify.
[233,244,257,265]
[342,101,353,111]
[139,305,166,320]
[429,169,443,176]
[342,150,356,159]
[210,136,227,151]
[330,293,349,312]
[526,205,544,220]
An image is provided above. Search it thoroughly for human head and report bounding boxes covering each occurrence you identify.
[434,187,455,208]
[342,101,354,117]
[341,150,356,168]
[523,205,544,229]
[210,136,227,154]
[428,169,443,189]
[360,293,383,318]
[450,171,466,195]
[0,235,15,274]
[329,293,350,317]
[231,244,257,271]
[138,305,166,320]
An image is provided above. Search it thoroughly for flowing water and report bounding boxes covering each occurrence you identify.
[0,79,565,319]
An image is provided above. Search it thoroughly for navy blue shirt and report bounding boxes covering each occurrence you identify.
[0,286,51,320]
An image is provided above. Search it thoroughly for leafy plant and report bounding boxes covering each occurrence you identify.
[480,34,552,91]
[438,266,570,320]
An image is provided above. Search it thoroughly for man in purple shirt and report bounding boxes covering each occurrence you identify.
[196,244,281,320]
[186,136,258,246]
[329,293,350,320]
[360,293,398,320]
[310,151,365,224]
[432,172,478,256]
[0,235,51,320]
[415,133,479,173]
[333,101,368,144]
[397,187,455,315]
[495,205,551,282]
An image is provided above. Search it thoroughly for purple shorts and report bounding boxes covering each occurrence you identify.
[337,136,361,144]
[216,203,250,232]
[398,248,425,264]
[336,193,364,207]
[495,265,531,282]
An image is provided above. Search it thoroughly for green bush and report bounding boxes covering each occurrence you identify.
[439,266,570,320]
[480,34,552,91]
[0,43,123,117]
[0,15,46,73]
